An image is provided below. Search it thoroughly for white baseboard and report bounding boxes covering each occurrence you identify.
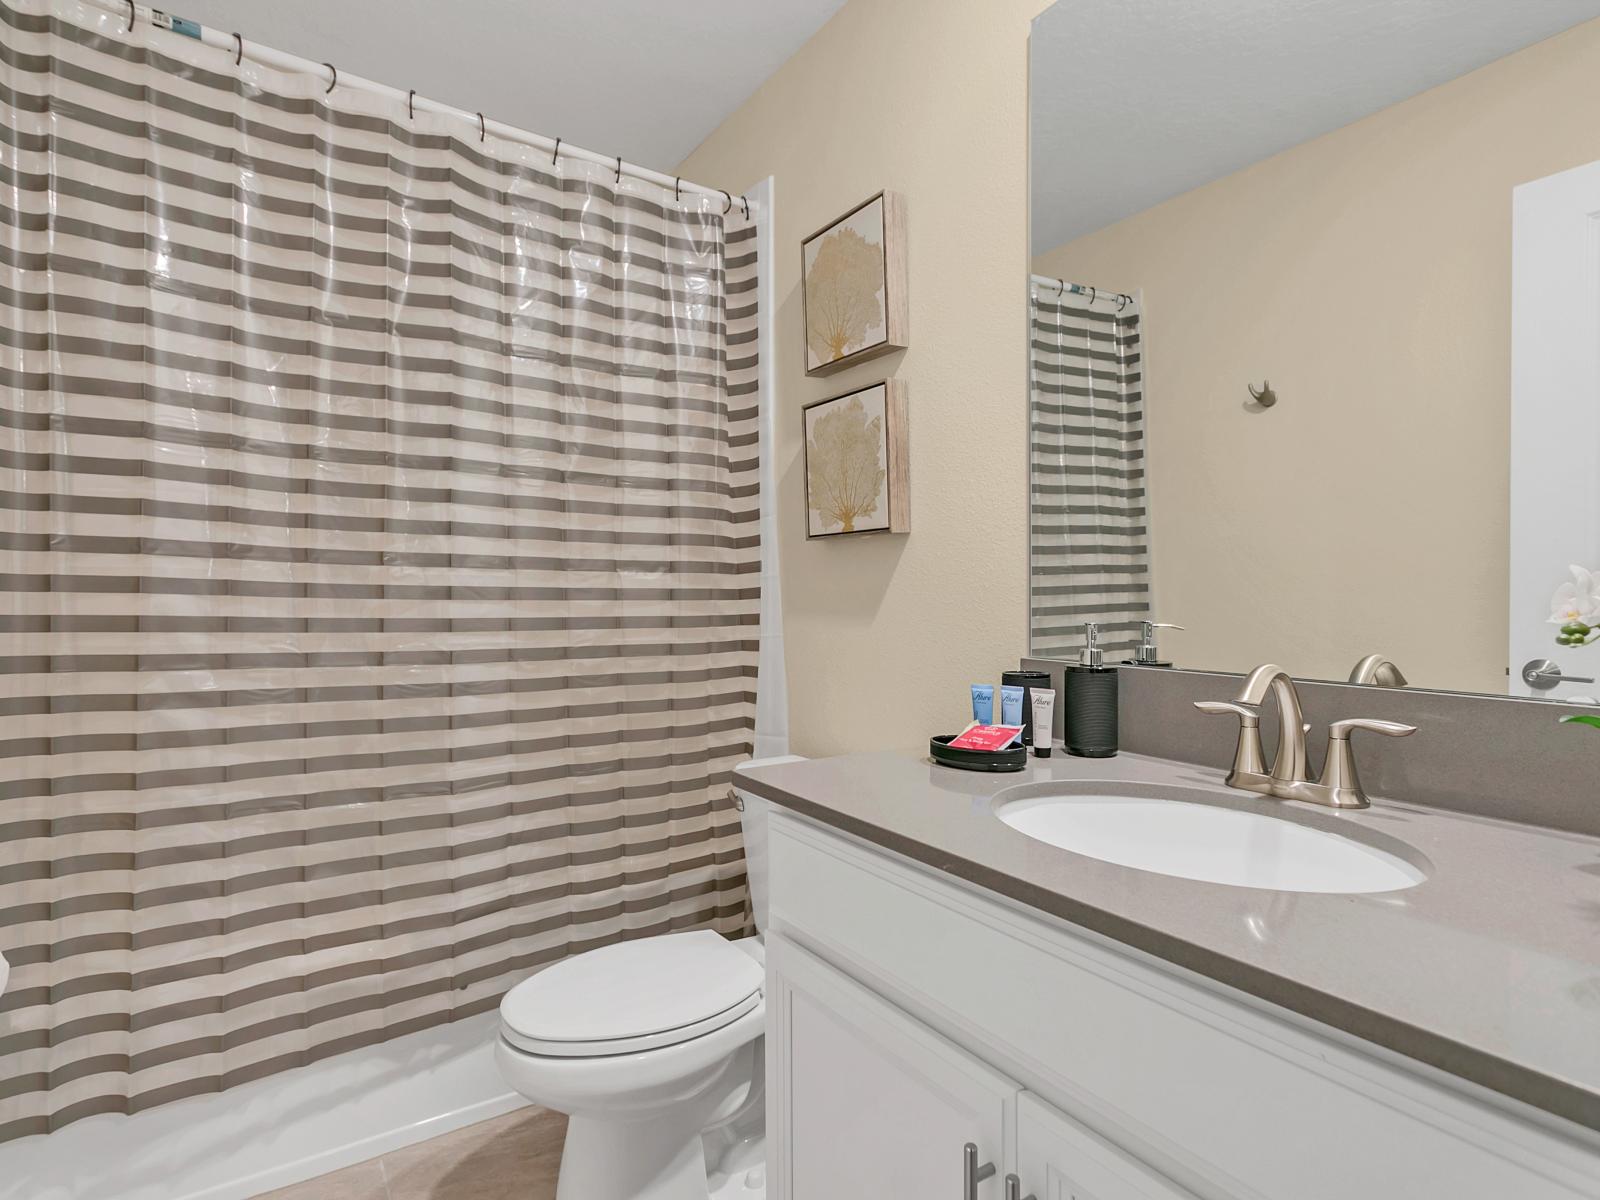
[1,1012,531,1200]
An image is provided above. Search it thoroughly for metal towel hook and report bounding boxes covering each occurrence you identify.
[550,137,561,166]
[125,0,135,32]
[232,32,243,66]
[407,89,415,120]
[1247,380,1278,408]
[323,63,336,94]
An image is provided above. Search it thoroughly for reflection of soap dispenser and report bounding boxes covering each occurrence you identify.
[1126,621,1184,668]
[1065,622,1118,758]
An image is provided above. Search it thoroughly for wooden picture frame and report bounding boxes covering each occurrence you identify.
[802,380,910,539]
[801,191,908,376]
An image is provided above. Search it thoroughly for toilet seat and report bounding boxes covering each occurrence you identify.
[503,990,762,1057]
[500,930,763,1059]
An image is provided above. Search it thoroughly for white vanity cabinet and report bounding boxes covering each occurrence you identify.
[769,936,1016,1198]
[763,809,1600,1200]
[768,931,1192,1200]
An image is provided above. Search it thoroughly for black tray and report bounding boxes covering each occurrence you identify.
[929,733,1027,772]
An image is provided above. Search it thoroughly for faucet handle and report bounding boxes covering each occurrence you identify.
[1329,718,1416,740]
[1194,701,1269,786]
[1194,700,1258,725]
[1317,718,1416,809]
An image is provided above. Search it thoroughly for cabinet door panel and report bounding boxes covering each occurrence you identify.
[769,933,1017,1200]
[1017,1093,1193,1200]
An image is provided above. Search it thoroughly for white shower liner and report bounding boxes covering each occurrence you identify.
[750,177,790,762]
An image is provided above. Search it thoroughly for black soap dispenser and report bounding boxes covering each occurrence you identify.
[1065,621,1118,758]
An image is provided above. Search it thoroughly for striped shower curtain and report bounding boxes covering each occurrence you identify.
[1028,286,1150,659]
[0,0,761,1139]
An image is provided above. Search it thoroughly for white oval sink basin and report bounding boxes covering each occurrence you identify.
[996,789,1427,894]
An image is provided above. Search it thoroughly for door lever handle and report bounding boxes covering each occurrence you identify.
[964,1143,996,1198]
[1522,658,1596,689]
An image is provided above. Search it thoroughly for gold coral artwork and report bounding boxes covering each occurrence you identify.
[802,192,908,376]
[803,381,910,538]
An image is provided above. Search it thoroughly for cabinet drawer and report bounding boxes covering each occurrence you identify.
[769,811,1600,1200]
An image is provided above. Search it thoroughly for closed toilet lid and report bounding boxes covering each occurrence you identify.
[500,930,762,1057]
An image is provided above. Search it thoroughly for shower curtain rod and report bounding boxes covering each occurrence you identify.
[1029,273,1135,310]
[87,0,745,209]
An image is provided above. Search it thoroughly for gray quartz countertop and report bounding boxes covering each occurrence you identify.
[735,749,1600,1135]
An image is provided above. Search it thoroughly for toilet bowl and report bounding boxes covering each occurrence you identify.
[494,755,802,1200]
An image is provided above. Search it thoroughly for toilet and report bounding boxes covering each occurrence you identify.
[495,755,802,1200]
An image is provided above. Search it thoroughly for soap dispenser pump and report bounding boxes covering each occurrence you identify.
[1127,621,1184,668]
[1065,621,1118,758]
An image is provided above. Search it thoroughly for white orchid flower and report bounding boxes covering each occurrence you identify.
[1549,564,1600,626]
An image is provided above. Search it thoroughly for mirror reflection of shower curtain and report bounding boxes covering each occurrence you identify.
[0,0,763,1140]
[1028,286,1151,659]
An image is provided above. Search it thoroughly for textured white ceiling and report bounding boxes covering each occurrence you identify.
[1031,0,1600,255]
[170,0,845,179]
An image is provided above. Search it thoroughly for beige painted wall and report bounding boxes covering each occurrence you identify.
[680,0,1049,756]
[1033,19,1600,694]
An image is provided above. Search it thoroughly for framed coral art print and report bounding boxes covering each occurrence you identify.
[803,380,910,538]
[801,191,908,376]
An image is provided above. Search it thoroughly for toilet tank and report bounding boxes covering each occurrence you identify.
[733,755,804,933]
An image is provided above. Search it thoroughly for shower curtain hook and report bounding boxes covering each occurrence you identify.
[741,195,750,219]
[125,0,135,32]
[615,155,622,184]
[551,138,561,166]
[1056,278,1065,298]
[674,177,682,201]
[232,33,243,66]
[719,190,732,215]
[323,63,337,94]
[407,90,415,120]
[1117,292,1129,312]
[1088,285,1097,304]
[478,112,486,142]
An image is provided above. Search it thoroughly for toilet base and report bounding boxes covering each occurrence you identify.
[557,1104,716,1200]
[706,1129,767,1198]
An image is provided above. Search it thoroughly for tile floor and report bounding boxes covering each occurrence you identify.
[253,1106,566,1200]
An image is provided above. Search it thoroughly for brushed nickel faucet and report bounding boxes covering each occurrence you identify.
[1195,664,1415,809]
[1349,653,1408,687]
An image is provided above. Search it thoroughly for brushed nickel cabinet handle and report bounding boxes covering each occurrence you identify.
[1004,1172,1037,1200]
[964,1143,996,1198]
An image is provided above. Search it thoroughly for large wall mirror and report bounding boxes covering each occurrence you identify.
[1028,0,1600,702]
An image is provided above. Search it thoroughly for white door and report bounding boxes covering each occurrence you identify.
[1510,160,1600,699]
[767,934,1016,1200]
[1014,1093,1193,1200]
